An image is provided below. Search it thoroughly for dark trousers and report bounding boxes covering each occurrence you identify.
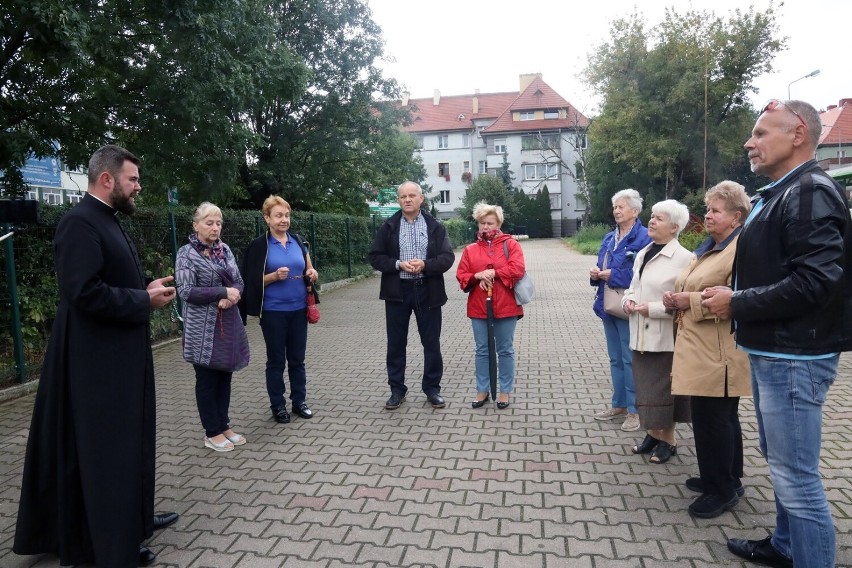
[260,309,308,409]
[194,365,233,438]
[691,395,744,498]
[385,279,443,397]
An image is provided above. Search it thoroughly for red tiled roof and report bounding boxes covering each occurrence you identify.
[819,101,852,146]
[399,77,588,134]
[403,92,519,133]
[482,76,589,134]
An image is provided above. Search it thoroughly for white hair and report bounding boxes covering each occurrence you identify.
[611,189,643,212]
[651,199,690,235]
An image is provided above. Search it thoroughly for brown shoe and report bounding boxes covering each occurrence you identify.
[593,407,627,421]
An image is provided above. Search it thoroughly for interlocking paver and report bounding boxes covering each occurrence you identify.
[1,239,851,567]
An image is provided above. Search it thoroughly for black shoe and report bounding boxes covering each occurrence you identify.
[293,402,313,419]
[272,406,291,423]
[686,477,745,497]
[385,394,405,410]
[427,393,446,408]
[471,394,490,408]
[688,492,739,518]
[649,441,677,464]
[727,536,793,568]
[152,511,179,530]
[631,434,659,455]
[139,546,157,567]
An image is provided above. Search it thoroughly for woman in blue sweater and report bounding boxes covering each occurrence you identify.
[590,189,651,432]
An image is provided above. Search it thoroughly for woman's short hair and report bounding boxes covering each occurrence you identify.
[193,202,222,223]
[652,199,690,235]
[262,195,291,217]
[705,180,752,221]
[472,202,504,225]
[611,188,643,212]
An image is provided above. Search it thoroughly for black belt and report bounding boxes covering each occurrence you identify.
[401,278,425,285]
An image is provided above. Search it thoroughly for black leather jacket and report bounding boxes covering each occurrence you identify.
[730,160,852,354]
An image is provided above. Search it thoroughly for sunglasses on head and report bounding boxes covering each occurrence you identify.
[761,99,807,129]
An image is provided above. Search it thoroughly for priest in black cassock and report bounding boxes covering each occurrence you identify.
[14,145,178,567]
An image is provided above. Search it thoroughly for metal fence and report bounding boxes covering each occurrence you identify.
[1,206,430,386]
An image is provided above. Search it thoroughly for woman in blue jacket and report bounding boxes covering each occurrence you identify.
[590,189,651,432]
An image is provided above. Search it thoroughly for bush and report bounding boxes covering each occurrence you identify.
[565,223,610,255]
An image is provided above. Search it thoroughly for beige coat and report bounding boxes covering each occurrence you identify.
[624,239,694,353]
[670,235,751,397]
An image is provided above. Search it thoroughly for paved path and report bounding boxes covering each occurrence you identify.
[0,239,850,567]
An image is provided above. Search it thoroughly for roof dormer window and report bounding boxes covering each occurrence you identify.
[519,111,535,121]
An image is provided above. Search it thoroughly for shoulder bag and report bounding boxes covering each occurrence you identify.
[601,250,628,319]
[502,240,534,305]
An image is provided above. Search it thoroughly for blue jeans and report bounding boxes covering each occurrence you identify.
[749,353,837,568]
[471,316,518,394]
[602,316,636,413]
[260,309,308,409]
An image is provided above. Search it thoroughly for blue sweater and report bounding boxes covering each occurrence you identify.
[591,221,651,320]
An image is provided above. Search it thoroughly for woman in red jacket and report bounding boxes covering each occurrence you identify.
[456,202,526,409]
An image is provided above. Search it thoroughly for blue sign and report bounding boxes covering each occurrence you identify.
[21,154,62,188]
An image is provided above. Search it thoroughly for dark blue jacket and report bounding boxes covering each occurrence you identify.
[591,220,651,319]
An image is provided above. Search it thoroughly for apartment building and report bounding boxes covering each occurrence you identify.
[403,73,589,235]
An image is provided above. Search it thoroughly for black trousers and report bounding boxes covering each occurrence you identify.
[194,364,232,438]
[385,279,443,397]
[691,395,743,498]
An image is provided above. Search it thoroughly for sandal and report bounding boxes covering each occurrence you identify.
[649,441,677,464]
[631,434,659,455]
[204,436,234,452]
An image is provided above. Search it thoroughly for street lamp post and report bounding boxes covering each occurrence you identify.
[788,69,821,100]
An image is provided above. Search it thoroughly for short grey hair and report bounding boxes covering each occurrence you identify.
[611,188,643,212]
[472,202,504,225]
[193,202,222,223]
[651,199,690,235]
[397,180,423,195]
[785,100,822,149]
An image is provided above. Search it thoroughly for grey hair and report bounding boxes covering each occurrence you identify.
[472,202,504,225]
[611,188,643,212]
[785,100,822,149]
[652,199,690,235]
[193,201,222,223]
[397,180,423,195]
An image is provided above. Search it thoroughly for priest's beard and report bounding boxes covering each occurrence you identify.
[111,188,137,215]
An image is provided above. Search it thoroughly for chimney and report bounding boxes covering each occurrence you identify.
[473,89,480,114]
[828,105,837,111]
[519,73,543,91]
[840,98,852,107]
[433,89,441,106]
[401,91,410,106]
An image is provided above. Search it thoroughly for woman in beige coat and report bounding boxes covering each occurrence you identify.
[623,200,694,464]
[664,181,751,519]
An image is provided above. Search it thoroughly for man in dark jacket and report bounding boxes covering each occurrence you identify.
[704,100,851,568]
[368,181,455,410]
[14,145,179,567]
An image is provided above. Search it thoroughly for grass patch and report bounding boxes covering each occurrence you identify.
[564,223,610,255]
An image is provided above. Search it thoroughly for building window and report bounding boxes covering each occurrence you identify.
[66,191,84,204]
[42,190,62,205]
[522,134,560,150]
[519,111,535,121]
[463,161,470,173]
[462,133,471,147]
[439,190,450,204]
[414,135,424,149]
[438,135,448,149]
[544,109,559,119]
[577,133,588,149]
[438,162,449,176]
[524,163,559,180]
[493,139,507,153]
[549,193,562,210]
[478,161,487,174]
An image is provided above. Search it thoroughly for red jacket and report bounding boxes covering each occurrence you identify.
[456,232,525,319]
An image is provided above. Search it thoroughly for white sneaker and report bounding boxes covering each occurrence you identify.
[593,407,628,421]
[621,413,641,431]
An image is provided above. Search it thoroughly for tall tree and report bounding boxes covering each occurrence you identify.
[456,174,519,222]
[583,7,784,221]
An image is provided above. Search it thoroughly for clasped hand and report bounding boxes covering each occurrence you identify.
[218,287,241,309]
[476,268,496,290]
[399,259,425,274]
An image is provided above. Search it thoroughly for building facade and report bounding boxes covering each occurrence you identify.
[403,74,589,235]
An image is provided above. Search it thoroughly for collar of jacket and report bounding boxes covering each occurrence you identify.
[759,159,819,201]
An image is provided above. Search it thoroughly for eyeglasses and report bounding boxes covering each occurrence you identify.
[761,99,807,129]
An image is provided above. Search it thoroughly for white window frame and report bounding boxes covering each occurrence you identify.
[462,133,470,147]
[439,190,450,204]
[463,161,470,173]
[414,135,424,149]
[438,135,448,149]
[524,163,559,180]
[493,139,507,153]
[549,193,562,210]
[438,162,449,176]
[543,109,559,119]
[519,111,535,121]
[478,161,487,174]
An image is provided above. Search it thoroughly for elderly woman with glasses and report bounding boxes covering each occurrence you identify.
[623,199,694,464]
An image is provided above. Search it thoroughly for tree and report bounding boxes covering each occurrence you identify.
[456,174,519,222]
[583,7,784,220]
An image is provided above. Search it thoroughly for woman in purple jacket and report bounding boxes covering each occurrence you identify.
[176,202,250,452]
[590,189,651,432]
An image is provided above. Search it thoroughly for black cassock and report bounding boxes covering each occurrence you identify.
[14,194,156,567]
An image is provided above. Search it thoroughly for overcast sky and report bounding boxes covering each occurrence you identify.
[366,0,849,115]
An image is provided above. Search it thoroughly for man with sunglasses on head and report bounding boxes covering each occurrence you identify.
[702,100,852,568]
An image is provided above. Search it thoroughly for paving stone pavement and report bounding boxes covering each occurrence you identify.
[0,238,850,568]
